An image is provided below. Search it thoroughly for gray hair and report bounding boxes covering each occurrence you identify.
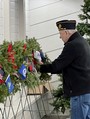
[67,29,76,34]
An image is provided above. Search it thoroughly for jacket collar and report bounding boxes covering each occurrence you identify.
[64,32,80,45]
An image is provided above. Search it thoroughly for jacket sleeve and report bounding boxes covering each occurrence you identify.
[40,43,76,74]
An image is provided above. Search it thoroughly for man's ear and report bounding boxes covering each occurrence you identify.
[65,30,70,36]
[65,30,68,34]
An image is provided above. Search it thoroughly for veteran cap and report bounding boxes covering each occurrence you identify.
[56,20,76,30]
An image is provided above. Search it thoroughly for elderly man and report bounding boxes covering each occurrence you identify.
[38,20,90,119]
[40,20,90,119]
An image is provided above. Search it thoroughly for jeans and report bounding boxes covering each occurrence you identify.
[70,93,90,119]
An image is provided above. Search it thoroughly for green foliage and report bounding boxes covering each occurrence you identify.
[39,73,51,81]
[78,0,90,21]
[77,0,90,39]
[77,23,90,36]
[0,38,51,103]
[51,81,70,113]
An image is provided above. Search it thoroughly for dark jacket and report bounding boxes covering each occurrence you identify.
[40,32,90,97]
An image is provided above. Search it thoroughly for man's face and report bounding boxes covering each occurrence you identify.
[59,30,68,43]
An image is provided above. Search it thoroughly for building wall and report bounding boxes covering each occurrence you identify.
[0,0,25,43]
[0,0,4,44]
[10,0,19,41]
[10,0,25,41]
[25,0,83,61]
